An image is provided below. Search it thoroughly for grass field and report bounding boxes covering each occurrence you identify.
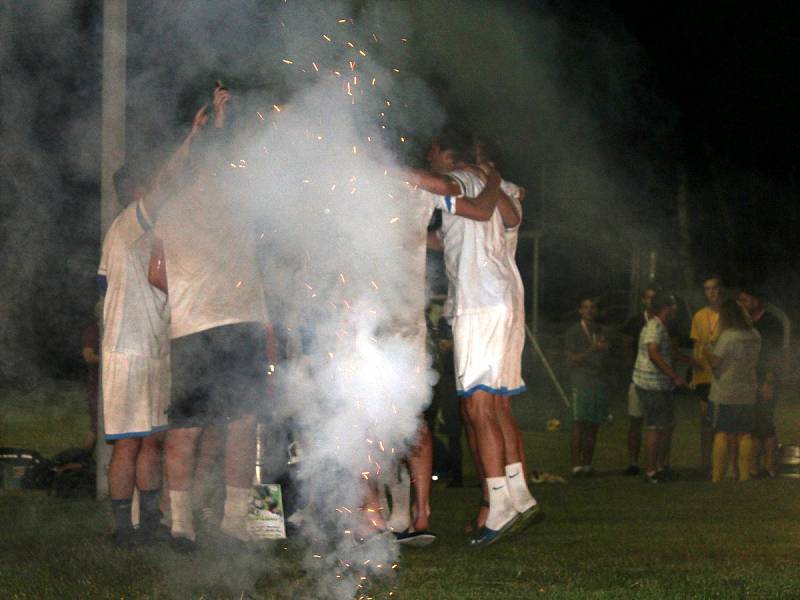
[3,379,800,599]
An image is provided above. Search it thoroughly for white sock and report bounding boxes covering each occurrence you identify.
[384,466,412,532]
[169,490,195,541]
[220,485,252,541]
[485,477,517,531]
[505,463,537,513]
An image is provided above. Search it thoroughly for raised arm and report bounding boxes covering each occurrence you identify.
[402,168,463,197]
[140,102,209,218]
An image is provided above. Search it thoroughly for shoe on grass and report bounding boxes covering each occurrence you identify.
[469,514,519,549]
[643,472,661,484]
[509,503,545,536]
[394,529,437,547]
[659,467,680,482]
[169,535,197,554]
[111,528,142,549]
[138,522,171,545]
[622,465,640,476]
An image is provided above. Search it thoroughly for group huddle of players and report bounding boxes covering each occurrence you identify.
[99,85,541,553]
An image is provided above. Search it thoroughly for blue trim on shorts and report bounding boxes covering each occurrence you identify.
[135,201,152,232]
[105,425,168,441]
[457,384,527,397]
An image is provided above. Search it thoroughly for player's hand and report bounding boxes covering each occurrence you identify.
[482,163,501,190]
[191,103,209,136]
[213,85,232,128]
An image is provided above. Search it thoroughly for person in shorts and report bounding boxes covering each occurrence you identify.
[632,292,691,483]
[565,297,609,477]
[690,275,723,476]
[620,285,657,475]
[98,161,171,547]
[738,287,784,477]
[703,299,760,482]
[151,86,270,552]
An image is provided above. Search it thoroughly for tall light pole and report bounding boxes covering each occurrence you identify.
[97,0,127,500]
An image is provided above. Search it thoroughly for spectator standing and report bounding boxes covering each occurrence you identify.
[738,288,784,477]
[704,299,761,482]
[690,275,723,477]
[620,286,657,475]
[633,292,688,483]
[565,297,610,477]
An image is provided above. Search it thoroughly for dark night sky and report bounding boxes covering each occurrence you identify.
[3,0,800,378]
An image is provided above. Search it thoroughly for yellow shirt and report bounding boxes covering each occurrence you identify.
[690,306,720,385]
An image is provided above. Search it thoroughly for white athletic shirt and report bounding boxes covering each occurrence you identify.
[155,173,268,339]
[98,200,169,357]
[501,180,524,314]
[439,170,523,318]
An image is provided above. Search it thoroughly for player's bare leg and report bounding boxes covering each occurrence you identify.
[407,421,433,532]
[165,427,202,542]
[461,400,488,530]
[135,432,165,537]
[463,390,516,540]
[495,395,538,515]
[220,413,257,541]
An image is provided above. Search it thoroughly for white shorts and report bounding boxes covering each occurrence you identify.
[627,382,643,418]
[451,308,525,397]
[102,351,170,439]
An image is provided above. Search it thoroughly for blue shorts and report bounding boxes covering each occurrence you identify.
[636,387,674,430]
[571,388,609,425]
[713,404,755,434]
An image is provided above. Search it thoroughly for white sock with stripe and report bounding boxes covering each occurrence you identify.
[485,477,517,531]
[505,462,537,513]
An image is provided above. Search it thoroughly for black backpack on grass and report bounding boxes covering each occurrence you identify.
[50,447,96,499]
[0,447,52,490]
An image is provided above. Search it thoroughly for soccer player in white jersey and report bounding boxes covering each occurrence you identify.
[410,126,540,546]
[379,136,507,546]
[100,169,172,546]
[99,162,171,547]
[150,87,270,552]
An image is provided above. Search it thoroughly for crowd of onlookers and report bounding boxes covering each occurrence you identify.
[560,276,784,483]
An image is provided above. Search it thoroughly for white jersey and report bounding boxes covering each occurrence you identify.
[500,180,524,314]
[439,170,523,318]
[156,173,268,339]
[99,200,170,358]
[98,199,170,437]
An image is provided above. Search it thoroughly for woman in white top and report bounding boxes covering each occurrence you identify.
[703,299,761,482]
